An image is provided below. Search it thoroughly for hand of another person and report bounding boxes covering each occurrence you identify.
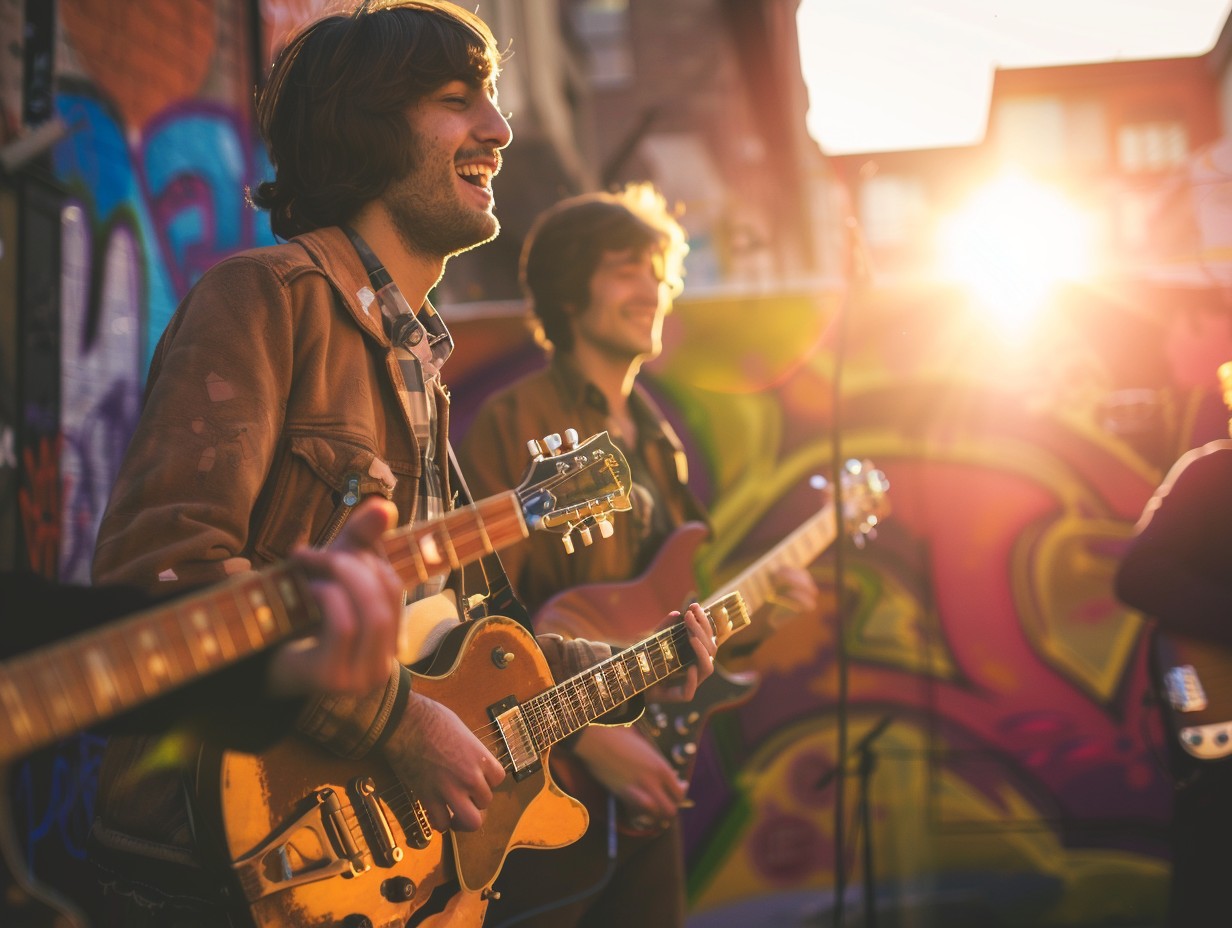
[763,565,822,625]
[574,724,687,824]
[644,602,717,702]
[380,692,507,833]
[266,497,404,698]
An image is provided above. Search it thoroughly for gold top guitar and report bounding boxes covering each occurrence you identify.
[202,594,752,928]
[0,429,630,928]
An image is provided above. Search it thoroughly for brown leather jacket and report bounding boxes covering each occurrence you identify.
[90,228,612,877]
[457,354,708,617]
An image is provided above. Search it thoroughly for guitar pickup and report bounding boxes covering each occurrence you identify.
[350,775,428,866]
[1164,664,1208,713]
[490,695,542,780]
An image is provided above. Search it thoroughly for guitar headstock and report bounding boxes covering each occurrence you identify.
[516,429,633,553]
[812,459,891,549]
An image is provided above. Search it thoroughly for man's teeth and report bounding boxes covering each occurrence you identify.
[456,164,492,186]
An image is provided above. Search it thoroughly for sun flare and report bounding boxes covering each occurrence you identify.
[938,173,1096,335]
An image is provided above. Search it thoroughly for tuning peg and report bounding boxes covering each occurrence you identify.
[543,433,563,454]
[561,531,575,555]
[564,428,579,449]
[596,517,614,539]
[526,438,544,459]
[578,523,594,546]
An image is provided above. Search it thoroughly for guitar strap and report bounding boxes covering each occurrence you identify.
[446,443,535,633]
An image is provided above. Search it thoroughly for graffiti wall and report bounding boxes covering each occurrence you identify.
[2,0,1228,925]
[5,0,284,914]
[447,277,1232,927]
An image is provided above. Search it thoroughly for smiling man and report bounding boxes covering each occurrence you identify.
[87,5,717,926]
[459,185,819,928]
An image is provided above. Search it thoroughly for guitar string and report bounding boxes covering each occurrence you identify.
[379,452,620,581]
[462,625,697,757]
[467,599,740,753]
[367,622,707,839]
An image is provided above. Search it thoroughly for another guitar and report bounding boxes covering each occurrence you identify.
[534,459,889,832]
[0,429,630,928]
[201,594,751,928]
[1151,625,1232,763]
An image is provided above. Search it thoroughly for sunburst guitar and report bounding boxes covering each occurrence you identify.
[0,429,629,928]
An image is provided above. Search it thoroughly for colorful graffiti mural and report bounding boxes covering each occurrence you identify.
[9,1,278,913]
[446,280,1232,926]
[6,1,1232,925]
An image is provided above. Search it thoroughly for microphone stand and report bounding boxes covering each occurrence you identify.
[816,713,895,927]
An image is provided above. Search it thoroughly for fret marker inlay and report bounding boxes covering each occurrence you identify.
[1,682,32,739]
[193,609,220,657]
[419,534,442,565]
[86,648,119,709]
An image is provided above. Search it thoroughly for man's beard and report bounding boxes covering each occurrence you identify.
[383,139,500,260]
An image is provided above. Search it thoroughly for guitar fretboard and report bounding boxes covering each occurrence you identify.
[0,566,316,764]
[0,494,533,766]
[709,504,837,613]
[494,593,750,772]
[381,493,526,589]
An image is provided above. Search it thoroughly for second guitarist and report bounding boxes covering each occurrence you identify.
[459,185,820,928]
[1116,370,1232,928]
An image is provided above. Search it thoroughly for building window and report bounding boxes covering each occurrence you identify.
[1117,121,1189,173]
[859,174,927,247]
[570,0,633,88]
[995,97,1067,169]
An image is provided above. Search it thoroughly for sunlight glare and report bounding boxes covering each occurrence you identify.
[937,173,1095,336]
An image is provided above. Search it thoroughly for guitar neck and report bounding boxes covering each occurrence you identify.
[499,594,750,770]
[380,492,526,589]
[0,565,319,764]
[707,503,837,613]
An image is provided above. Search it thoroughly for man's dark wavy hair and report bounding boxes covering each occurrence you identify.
[522,183,688,354]
[251,0,502,240]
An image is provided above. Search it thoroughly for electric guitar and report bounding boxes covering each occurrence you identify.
[201,593,751,928]
[0,429,631,928]
[534,459,890,834]
[1151,625,1232,763]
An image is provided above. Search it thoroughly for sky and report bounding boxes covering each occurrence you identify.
[797,0,1232,154]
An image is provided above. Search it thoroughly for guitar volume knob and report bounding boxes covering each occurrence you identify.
[342,916,374,928]
[381,876,417,902]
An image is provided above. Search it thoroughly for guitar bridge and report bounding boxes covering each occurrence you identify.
[230,787,368,903]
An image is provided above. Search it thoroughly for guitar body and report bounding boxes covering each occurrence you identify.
[1151,625,1232,763]
[535,522,759,840]
[534,522,710,645]
[204,617,588,928]
[638,665,759,782]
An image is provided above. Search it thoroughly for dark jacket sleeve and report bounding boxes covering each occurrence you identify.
[1114,445,1232,648]
[1,571,300,751]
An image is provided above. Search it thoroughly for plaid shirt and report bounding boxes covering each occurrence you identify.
[346,228,452,602]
